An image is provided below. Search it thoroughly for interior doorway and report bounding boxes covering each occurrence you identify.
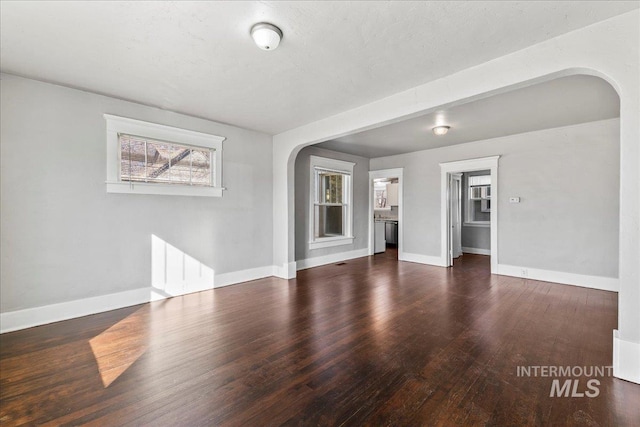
[368,168,404,260]
[440,156,499,273]
[450,170,495,266]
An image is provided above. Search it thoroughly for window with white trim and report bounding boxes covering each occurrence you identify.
[465,174,491,226]
[120,135,213,186]
[104,115,225,197]
[309,156,355,250]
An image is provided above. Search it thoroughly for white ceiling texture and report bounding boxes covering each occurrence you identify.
[1,1,636,137]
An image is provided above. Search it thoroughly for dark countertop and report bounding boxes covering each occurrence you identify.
[375,219,398,223]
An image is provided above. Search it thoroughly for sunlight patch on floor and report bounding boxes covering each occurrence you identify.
[89,308,149,387]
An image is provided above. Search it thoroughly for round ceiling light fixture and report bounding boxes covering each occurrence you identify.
[250,22,283,51]
[432,125,450,136]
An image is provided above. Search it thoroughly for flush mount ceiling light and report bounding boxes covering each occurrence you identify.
[250,22,283,51]
[432,125,450,136]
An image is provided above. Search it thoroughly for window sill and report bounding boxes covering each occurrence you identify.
[309,236,354,250]
[106,181,224,197]
[463,222,490,228]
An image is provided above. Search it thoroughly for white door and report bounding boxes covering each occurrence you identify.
[449,173,463,264]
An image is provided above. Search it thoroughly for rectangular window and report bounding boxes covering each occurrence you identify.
[314,170,346,238]
[119,134,213,186]
[309,156,355,249]
[465,174,491,225]
[105,115,225,197]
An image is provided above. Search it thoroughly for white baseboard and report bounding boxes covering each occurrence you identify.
[462,247,491,256]
[274,262,296,279]
[0,288,152,334]
[400,252,447,267]
[496,264,619,292]
[0,265,276,334]
[296,248,369,271]
[214,265,276,288]
[613,330,640,384]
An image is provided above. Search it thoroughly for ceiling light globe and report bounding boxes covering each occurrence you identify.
[432,126,450,136]
[251,23,283,51]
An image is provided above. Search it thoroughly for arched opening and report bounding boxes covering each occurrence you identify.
[274,65,637,383]
[287,72,620,281]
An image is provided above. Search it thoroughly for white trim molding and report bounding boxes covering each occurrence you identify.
[296,248,369,271]
[496,264,619,292]
[613,330,640,384]
[440,156,500,273]
[0,288,153,334]
[104,114,225,197]
[308,236,354,250]
[400,252,448,267]
[462,247,491,256]
[213,265,276,288]
[0,265,276,334]
[106,181,224,197]
[274,262,297,279]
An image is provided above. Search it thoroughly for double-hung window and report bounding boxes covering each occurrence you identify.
[465,174,491,226]
[105,115,225,197]
[309,156,355,250]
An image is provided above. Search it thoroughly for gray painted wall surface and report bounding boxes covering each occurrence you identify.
[370,119,619,278]
[461,171,491,250]
[295,146,369,261]
[0,74,274,312]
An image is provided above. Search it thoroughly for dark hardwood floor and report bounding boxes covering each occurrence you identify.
[1,252,639,426]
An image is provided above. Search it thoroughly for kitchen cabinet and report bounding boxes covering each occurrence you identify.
[386,183,399,206]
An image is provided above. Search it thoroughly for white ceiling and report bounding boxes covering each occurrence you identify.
[1,1,636,135]
[316,75,620,158]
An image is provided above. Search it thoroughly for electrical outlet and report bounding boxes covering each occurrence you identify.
[521,268,528,277]
[510,197,521,203]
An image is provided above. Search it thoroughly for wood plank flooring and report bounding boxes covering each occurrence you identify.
[1,251,639,426]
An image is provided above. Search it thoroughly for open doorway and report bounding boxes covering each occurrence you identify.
[369,168,404,260]
[440,156,499,273]
[449,171,492,266]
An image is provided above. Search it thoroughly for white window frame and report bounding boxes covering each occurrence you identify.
[464,174,491,227]
[309,155,355,250]
[104,114,225,197]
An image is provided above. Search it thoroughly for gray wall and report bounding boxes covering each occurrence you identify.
[295,146,369,261]
[461,171,491,250]
[0,74,274,312]
[370,119,619,278]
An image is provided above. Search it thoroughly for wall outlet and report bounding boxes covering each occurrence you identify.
[521,268,528,277]
[509,197,521,203]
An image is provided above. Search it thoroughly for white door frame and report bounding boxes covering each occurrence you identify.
[440,156,500,273]
[449,173,463,264]
[368,168,404,259]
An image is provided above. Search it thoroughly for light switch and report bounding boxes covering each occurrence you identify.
[509,197,520,203]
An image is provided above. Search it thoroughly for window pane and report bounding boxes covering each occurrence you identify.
[315,205,344,238]
[318,172,343,204]
[191,148,212,186]
[472,200,490,222]
[169,146,191,184]
[120,135,146,182]
[146,141,173,183]
[119,134,213,186]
